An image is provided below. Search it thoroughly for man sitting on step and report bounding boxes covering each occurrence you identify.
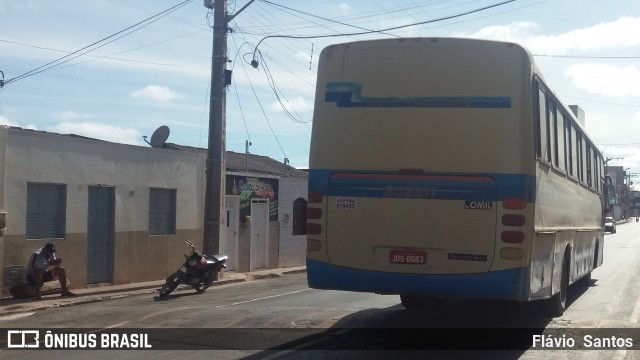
[26,243,76,300]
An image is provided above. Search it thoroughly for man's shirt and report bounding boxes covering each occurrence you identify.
[26,248,56,273]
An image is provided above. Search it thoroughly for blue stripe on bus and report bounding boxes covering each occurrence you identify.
[308,169,536,203]
[329,173,496,201]
[325,82,512,109]
[307,258,529,300]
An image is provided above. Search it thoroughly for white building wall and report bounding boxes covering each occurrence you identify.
[0,126,206,294]
[3,128,205,236]
[0,125,306,295]
[277,176,308,267]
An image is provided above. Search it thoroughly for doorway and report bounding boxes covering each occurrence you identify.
[224,195,240,271]
[87,186,115,284]
[250,199,269,270]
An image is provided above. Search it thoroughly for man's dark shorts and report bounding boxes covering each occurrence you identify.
[26,268,58,284]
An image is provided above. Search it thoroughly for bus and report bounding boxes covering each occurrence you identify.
[306,37,607,316]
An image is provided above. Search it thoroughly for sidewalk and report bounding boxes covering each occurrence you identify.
[0,266,306,317]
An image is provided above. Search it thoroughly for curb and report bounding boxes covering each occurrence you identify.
[0,268,306,316]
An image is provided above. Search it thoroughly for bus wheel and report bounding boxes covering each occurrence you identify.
[547,256,569,317]
[400,294,447,311]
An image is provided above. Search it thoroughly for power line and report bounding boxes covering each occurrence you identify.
[1,35,208,71]
[257,50,310,124]
[535,54,640,59]
[242,54,288,160]
[4,0,193,85]
[599,143,640,146]
[563,96,640,108]
[251,0,516,58]
[259,0,400,38]
[228,37,254,144]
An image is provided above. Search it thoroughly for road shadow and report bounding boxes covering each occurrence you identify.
[240,279,599,359]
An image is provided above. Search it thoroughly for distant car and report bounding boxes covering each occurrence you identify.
[605,217,616,233]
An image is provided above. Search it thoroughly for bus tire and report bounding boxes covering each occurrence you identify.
[400,294,447,311]
[547,255,569,317]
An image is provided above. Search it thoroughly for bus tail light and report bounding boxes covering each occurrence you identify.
[309,192,324,204]
[307,207,322,219]
[502,198,526,210]
[502,214,525,226]
[308,223,322,235]
[501,231,525,243]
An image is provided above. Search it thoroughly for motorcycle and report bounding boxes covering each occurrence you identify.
[159,240,228,298]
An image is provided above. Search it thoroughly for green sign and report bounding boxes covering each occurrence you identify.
[609,196,616,205]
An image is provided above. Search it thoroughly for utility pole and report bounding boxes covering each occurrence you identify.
[203,0,228,257]
[203,0,256,258]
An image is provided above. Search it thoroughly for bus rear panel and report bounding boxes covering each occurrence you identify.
[307,38,538,301]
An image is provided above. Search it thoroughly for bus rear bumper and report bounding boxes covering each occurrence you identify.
[306,259,529,301]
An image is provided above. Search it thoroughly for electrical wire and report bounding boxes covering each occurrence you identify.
[251,0,516,59]
[228,37,254,143]
[256,50,310,124]
[236,44,289,159]
[535,54,640,59]
[4,0,194,85]
[198,78,211,148]
[259,0,400,38]
[247,74,289,160]
[1,31,209,71]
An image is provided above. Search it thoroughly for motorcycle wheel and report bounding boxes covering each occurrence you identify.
[195,270,215,294]
[159,272,182,298]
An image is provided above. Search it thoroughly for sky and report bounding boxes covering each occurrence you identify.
[1,0,640,178]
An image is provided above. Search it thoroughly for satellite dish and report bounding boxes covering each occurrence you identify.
[148,125,170,148]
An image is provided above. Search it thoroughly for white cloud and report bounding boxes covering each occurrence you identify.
[457,17,640,99]
[295,50,311,63]
[47,122,142,145]
[458,17,640,55]
[335,3,352,15]
[459,21,540,44]
[130,85,182,103]
[0,115,38,129]
[566,64,640,97]
[528,17,640,55]
[0,115,20,127]
[54,110,93,122]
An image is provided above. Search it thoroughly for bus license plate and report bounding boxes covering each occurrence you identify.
[389,250,426,265]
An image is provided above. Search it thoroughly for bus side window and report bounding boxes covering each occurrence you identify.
[555,108,566,171]
[536,85,550,162]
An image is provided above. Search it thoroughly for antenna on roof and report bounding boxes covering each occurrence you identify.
[144,125,170,148]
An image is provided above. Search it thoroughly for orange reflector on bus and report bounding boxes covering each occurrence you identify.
[309,192,324,204]
[307,223,322,235]
[500,247,524,260]
[502,198,526,210]
[502,214,526,227]
[307,207,323,219]
[307,239,322,251]
[501,231,525,243]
